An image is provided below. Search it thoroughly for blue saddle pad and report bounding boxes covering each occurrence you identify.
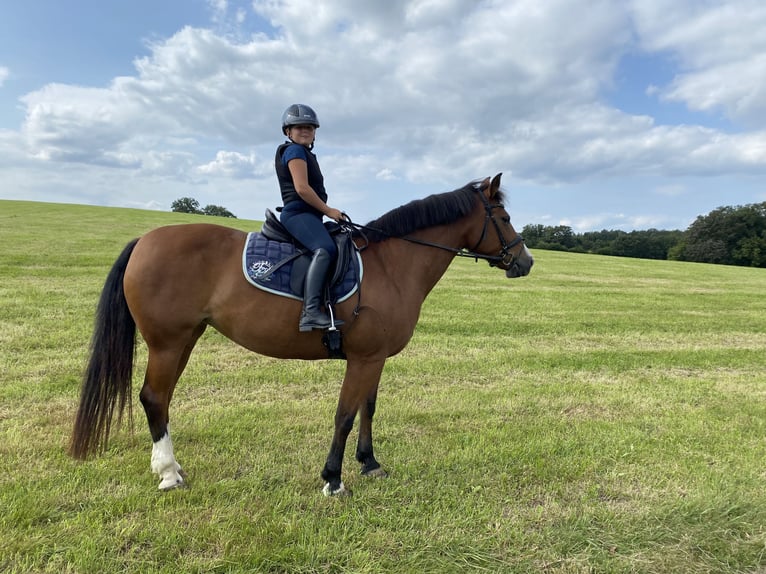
[242,231,362,302]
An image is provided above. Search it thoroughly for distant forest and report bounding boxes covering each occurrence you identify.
[522,201,766,268]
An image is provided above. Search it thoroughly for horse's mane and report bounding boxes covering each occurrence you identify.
[361,180,503,243]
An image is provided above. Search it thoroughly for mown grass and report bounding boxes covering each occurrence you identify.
[1,199,766,573]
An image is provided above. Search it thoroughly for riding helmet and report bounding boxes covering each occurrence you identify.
[281,104,320,135]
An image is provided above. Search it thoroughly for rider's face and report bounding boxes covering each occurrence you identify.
[287,125,316,146]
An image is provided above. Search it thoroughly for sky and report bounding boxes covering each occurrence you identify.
[1,0,765,232]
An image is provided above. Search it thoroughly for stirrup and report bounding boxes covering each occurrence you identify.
[326,303,342,331]
[299,313,344,332]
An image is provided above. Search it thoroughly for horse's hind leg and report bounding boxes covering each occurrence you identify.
[139,325,206,490]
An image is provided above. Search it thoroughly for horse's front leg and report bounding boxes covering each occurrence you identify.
[321,359,385,496]
[356,366,387,478]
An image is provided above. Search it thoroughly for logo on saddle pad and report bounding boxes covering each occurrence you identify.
[242,231,362,302]
[248,259,274,281]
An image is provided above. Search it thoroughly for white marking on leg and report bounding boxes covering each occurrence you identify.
[322,481,347,497]
[150,425,184,490]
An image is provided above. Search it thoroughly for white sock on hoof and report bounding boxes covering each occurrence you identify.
[322,481,347,497]
[151,430,184,490]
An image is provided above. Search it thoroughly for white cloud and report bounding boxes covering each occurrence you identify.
[629,0,766,126]
[15,1,766,186]
[561,213,674,233]
[196,150,269,178]
[2,0,766,228]
[209,0,227,13]
[376,168,398,181]
[0,66,8,87]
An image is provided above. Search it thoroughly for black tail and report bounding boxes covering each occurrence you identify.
[71,238,139,459]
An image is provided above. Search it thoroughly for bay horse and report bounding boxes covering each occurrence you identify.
[71,173,533,496]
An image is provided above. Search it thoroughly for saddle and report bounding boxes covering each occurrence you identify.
[242,210,362,311]
[242,210,362,358]
[259,210,358,290]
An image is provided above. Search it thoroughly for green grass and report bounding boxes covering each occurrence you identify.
[2,199,766,573]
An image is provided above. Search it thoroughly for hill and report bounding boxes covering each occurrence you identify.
[2,200,766,573]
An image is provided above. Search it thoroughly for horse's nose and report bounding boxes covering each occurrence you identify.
[506,262,525,278]
[506,249,533,278]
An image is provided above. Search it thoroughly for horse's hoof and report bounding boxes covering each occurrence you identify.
[158,473,186,491]
[362,466,388,479]
[322,481,352,497]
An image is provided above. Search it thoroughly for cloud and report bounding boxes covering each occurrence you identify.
[16,1,766,186]
[0,66,8,87]
[208,0,227,15]
[21,82,148,164]
[630,0,766,126]
[376,168,398,181]
[561,212,675,232]
[196,150,270,178]
[3,0,766,227]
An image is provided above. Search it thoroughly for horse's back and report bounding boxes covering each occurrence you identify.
[137,223,246,253]
[128,224,245,288]
[124,224,247,337]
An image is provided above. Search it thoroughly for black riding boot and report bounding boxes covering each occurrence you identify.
[299,248,344,332]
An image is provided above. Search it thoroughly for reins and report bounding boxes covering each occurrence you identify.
[340,189,525,267]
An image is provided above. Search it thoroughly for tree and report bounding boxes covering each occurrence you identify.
[170,198,237,218]
[171,197,202,214]
[734,234,766,267]
[521,224,546,245]
[548,225,576,249]
[522,224,685,260]
[611,229,685,260]
[521,224,576,251]
[202,204,237,218]
[579,229,624,255]
[679,202,766,267]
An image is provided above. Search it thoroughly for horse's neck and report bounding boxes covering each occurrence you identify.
[374,226,464,299]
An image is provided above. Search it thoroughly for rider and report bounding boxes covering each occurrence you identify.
[275,104,345,332]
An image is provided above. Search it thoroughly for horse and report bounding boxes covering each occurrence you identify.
[70,173,533,496]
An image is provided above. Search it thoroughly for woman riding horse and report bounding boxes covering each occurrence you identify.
[71,173,533,496]
[276,104,346,332]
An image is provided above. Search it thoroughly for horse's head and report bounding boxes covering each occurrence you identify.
[471,173,534,278]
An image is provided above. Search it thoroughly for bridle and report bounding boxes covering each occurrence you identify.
[343,188,526,268]
[466,188,526,267]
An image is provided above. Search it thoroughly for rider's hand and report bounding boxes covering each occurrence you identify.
[325,208,345,222]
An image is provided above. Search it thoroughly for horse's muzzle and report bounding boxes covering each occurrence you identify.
[505,246,534,278]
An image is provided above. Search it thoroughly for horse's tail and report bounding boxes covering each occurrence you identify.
[70,238,140,459]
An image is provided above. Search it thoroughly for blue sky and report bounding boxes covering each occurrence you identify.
[1,0,764,231]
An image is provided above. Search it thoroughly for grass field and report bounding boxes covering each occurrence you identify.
[2,199,766,573]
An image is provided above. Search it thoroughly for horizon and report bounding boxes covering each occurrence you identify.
[7,192,760,234]
[1,1,765,232]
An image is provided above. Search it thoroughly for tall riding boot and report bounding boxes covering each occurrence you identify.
[299,248,344,332]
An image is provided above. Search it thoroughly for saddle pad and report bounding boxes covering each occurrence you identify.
[242,231,362,302]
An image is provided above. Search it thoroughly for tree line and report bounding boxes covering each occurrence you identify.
[522,201,766,268]
[171,197,236,218]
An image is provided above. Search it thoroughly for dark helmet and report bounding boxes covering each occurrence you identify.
[281,104,320,135]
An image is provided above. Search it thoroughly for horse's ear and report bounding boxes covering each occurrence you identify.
[480,176,491,192]
[489,173,503,198]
